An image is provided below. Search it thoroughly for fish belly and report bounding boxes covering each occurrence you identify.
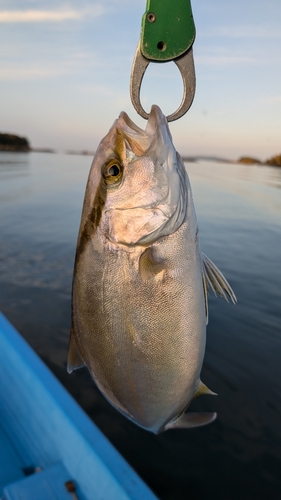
[73,220,206,433]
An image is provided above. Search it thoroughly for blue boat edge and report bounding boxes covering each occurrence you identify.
[0,312,158,500]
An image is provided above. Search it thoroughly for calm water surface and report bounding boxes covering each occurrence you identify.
[0,152,281,500]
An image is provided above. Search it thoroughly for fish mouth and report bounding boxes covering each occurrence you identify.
[118,104,168,134]
[117,105,173,159]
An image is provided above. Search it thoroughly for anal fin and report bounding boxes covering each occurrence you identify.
[163,412,217,431]
[67,328,85,374]
[193,380,217,399]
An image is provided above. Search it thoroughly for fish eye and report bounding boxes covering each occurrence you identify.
[103,159,123,185]
[108,164,120,177]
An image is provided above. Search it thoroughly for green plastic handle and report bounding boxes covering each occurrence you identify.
[140,0,196,62]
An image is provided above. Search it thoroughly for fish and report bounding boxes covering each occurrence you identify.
[67,105,236,434]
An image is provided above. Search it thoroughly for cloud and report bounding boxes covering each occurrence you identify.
[0,5,105,23]
[0,49,104,81]
[0,67,67,80]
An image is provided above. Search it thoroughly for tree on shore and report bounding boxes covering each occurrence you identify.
[0,133,30,152]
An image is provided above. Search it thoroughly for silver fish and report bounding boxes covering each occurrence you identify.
[67,105,236,434]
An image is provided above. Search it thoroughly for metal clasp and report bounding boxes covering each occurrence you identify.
[130,42,196,122]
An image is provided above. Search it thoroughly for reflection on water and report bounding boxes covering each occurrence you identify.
[0,152,281,500]
[0,152,30,166]
[0,152,30,184]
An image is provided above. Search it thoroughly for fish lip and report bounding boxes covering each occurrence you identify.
[146,105,172,139]
[146,104,166,127]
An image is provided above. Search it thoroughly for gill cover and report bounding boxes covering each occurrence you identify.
[104,105,188,246]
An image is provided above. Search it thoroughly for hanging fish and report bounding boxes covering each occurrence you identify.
[67,105,236,434]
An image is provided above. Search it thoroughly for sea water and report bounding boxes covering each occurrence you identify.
[0,151,280,500]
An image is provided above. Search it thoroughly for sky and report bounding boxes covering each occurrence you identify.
[0,0,280,160]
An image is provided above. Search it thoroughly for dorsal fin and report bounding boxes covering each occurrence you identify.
[202,252,237,304]
[139,247,166,282]
[67,328,85,374]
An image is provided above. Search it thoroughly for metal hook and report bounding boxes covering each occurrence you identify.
[130,42,196,122]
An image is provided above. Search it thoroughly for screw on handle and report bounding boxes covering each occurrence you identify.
[65,480,79,500]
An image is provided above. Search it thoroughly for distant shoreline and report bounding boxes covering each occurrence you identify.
[1,132,280,166]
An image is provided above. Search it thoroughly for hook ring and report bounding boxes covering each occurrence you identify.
[130,43,196,122]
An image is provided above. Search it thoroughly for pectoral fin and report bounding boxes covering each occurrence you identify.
[67,328,85,374]
[202,252,237,304]
[163,412,217,431]
[202,271,209,324]
[139,248,166,282]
